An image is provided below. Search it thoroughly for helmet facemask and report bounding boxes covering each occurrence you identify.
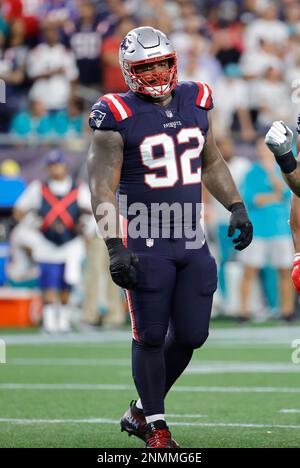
[124,53,177,98]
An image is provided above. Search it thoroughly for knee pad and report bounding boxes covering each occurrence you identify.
[177,330,209,350]
[140,324,167,347]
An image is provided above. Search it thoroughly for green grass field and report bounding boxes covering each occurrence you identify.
[0,322,300,448]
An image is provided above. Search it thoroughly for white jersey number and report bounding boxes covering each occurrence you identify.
[140,128,205,189]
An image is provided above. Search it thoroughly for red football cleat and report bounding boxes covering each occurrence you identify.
[120,400,147,441]
[145,420,180,448]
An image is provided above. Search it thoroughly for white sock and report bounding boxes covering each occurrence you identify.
[136,399,143,410]
[58,304,72,332]
[145,414,165,424]
[43,304,58,333]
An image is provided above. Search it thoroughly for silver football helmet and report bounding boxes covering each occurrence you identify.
[119,26,178,98]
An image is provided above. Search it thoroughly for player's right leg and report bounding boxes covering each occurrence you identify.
[163,240,217,396]
[120,238,179,447]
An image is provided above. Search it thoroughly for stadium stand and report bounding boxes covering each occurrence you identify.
[0,0,299,325]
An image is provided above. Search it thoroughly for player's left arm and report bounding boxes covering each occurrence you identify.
[202,113,253,250]
[266,119,300,293]
[282,165,300,198]
[290,193,300,251]
[289,194,300,294]
[202,113,242,208]
[265,119,300,197]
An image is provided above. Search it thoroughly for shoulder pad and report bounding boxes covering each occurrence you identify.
[194,82,214,110]
[89,93,133,131]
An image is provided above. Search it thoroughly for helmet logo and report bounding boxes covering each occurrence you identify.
[120,38,129,53]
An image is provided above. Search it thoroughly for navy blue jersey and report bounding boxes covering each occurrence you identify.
[89,81,213,226]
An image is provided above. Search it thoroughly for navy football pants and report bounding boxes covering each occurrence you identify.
[126,236,218,417]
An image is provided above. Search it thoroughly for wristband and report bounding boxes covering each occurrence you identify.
[275,150,297,174]
[105,238,123,249]
[228,202,245,213]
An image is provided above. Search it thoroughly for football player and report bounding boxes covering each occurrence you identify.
[88,27,253,448]
[265,117,300,296]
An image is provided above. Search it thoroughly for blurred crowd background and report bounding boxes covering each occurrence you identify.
[0,0,300,329]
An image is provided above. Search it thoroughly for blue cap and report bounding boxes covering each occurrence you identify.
[46,149,66,165]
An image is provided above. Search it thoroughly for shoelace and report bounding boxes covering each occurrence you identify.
[147,429,171,447]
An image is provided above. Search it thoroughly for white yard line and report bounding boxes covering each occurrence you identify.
[1,326,300,346]
[173,386,300,394]
[0,417,119,425]
[279,409,300,413]
[0,383,132,390]
[171,422,300,429]
[0,383,300,393]
[9,358,131,366]
[0,417,300,430]
[7,358,300,375]
[185,362,300,374]
[167,414,208,418]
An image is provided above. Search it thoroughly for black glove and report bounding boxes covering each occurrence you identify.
[228,202,253,251]
[106,238,139,289]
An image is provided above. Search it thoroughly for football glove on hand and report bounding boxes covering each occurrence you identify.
[106,238,139,289]
[265,121,293,157]
[228,202,253,251]
[292,253,300,294]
